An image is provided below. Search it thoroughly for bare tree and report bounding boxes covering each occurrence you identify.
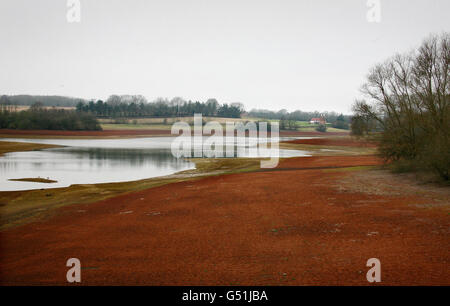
[352,33,449,179]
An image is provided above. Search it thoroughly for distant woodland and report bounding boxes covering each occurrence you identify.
[0,94,351,130]
[0,102,101,131]
[3,95,85,107]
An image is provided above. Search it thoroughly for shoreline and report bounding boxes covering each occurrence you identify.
[0,135,370,230]
[1,135,449,285]
[0,153,264,230]
[0,140,62,156]
[0,128,348,139]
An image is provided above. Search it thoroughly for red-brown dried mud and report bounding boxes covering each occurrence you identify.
[0,155,448,285]
[285,137,377,147]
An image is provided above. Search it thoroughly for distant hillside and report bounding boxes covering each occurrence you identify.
[2,95,87,107]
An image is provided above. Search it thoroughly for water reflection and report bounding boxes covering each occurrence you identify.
[0,137,312,191]
[0,147,194,191]
[59,147,185,167]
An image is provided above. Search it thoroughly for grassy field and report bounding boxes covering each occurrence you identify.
[99,117,251,130]
[99,117,349,133]
[100,123,170,130]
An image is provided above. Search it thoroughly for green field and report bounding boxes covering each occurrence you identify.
[99,117,348,133]
[100,123,171,130]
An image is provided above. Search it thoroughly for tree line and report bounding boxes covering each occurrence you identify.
[76,96,244,118]
[0,102,101,130]
[250,109,351,130]
[352,33,449,180]
[1,94,352,130]
[1,95,85,107]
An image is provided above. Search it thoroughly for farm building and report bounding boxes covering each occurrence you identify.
[309,117,326,124]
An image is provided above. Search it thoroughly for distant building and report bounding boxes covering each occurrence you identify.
[310,117,326,125]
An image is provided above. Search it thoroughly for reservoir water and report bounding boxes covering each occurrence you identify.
[0,137,311,191]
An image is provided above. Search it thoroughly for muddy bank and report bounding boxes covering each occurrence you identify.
[0,128,346,139]
[0,141,61,156]
[1,155,448,285]
[284,137,376,147]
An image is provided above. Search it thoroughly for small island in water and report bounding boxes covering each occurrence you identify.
[9,177,58,184]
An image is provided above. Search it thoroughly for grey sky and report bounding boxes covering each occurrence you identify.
[1,0,449,114]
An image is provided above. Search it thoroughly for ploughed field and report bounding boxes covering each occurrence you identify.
[0,137,449,285]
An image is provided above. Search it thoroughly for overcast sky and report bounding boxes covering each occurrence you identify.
[1,0,449,113]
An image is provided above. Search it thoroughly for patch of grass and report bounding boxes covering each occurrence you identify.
[0,141,61,156]
[9,178,58,183]
[188,158,262,174]
[322,165,379,173]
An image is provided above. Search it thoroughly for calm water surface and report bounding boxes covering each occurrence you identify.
[0,137,311,191]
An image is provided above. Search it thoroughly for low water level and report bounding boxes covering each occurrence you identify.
[0,137,311,191]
